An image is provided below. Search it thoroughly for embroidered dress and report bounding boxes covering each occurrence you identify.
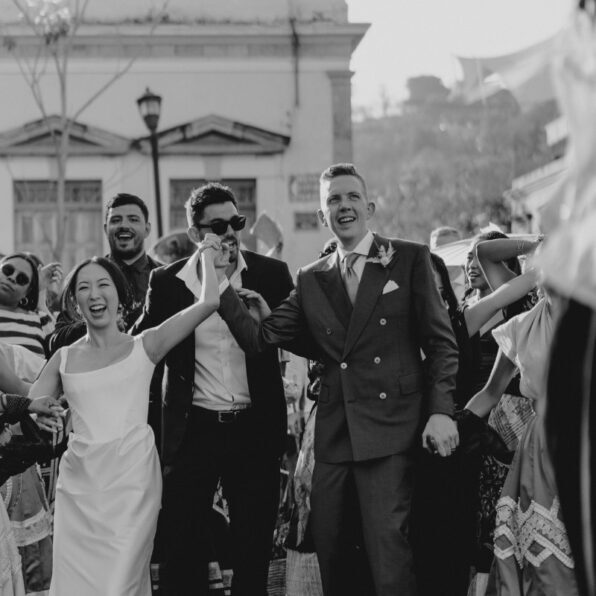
[486,300,578,595]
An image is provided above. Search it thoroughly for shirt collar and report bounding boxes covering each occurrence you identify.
[336,230,374,264]
[177,249,247,297]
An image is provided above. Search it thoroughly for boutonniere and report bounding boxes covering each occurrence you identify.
[366,243,395,268]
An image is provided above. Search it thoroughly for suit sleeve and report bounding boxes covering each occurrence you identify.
[412,245,458,417]
[219,270,316,358]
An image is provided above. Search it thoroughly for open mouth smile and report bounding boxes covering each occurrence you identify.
[337,216,356,224]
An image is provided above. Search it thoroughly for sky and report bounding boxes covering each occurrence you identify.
[346,0,574,115]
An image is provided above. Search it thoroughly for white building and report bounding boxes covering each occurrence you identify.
[0,0,368,275]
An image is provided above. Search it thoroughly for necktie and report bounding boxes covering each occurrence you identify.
[342,253,360,305]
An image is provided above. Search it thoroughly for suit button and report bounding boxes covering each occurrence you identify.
[379,318,387,326]
[379,392,387,400]
[326,328,333,335]
[340,362,348,370]
[374,356,381,364]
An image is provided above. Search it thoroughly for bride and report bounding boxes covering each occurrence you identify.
[29,234,225,596]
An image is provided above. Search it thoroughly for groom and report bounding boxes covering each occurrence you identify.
[218,163,459,595]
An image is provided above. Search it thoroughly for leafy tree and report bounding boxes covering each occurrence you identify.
[354,76,557,243]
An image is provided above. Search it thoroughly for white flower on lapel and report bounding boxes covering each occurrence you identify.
[366,243,395,268]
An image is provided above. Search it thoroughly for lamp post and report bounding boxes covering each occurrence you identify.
[137,87,164,238]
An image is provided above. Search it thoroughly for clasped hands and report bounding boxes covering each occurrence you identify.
[422,413,459,457]
[30,396,65,433]
[197,233,231,278]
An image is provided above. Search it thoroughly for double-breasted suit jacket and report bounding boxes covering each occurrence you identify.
[132,250,294,465]
[220,234,459,463]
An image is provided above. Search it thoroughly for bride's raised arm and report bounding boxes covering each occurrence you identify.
[142,241,224,364]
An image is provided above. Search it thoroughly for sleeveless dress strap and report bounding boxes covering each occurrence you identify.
[58,346,67,374]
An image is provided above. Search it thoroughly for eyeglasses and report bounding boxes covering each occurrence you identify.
[196,215,246,236]
[1,263,31,287]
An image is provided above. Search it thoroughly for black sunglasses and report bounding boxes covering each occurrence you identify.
[197,215,246,236]
[1,263,31,287]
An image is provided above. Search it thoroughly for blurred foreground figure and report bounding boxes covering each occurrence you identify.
[537,7,596,596]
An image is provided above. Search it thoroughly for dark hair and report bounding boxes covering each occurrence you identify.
[105,193,149,223]
[61,257,132,323]
[546,299,596,596]
[462,230,522,305]
[185,182,238,228]
[473,231,521,274]
[0,252,40,311]
[319,163,368,197]
[430,253,459,318]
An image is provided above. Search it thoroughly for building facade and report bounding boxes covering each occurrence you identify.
[0,0,368,275]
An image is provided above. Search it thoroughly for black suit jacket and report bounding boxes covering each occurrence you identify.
[132,250,294,465]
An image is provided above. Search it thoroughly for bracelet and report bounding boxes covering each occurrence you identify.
[0,393,31,422]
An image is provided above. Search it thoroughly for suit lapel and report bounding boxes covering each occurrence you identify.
[240,251,258,291]
[342,235,396,358]
[314,255,353,328]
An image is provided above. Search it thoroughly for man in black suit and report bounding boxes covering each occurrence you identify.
[132,182,294,596]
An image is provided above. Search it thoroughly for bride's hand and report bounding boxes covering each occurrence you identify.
[28,395,64,418]
[36,414,64,433]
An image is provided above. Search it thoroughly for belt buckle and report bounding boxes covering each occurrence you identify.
[217,410,236,424]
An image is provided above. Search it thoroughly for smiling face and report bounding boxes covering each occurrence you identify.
[0,257,34,310]
[317,175,374,251]
[104,204,150,262]
[465,243,489,292]
[194,201,240,265]
[74,263,120,329]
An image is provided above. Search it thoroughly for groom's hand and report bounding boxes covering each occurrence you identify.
[422,413,459,457]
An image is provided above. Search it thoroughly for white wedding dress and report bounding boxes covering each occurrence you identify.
[50,335,161,596]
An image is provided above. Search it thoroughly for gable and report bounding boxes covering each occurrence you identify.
[136,114,291,156]
[0,116,130,156]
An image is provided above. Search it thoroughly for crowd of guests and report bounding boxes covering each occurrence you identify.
[0,166,593,596]
[2,9,596,591]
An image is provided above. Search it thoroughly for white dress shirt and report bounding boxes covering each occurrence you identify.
[176,250,251,411]
[335,230,375,280]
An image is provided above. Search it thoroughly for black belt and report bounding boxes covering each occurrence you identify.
[191,406,252,424]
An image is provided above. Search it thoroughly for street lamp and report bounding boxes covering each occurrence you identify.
[137,87,164,238]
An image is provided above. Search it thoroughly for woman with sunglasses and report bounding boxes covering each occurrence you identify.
[0,253,57,595]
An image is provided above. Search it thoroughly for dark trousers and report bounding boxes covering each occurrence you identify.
[310,454,416,596]
[159,407,281,596]
[411,450,477,596]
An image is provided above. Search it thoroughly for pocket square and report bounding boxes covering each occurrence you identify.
[382,280,399,294]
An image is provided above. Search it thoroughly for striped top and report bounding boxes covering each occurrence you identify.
[0,308,54,357]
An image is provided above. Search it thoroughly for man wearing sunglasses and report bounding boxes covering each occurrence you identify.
[133,182,294,596]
